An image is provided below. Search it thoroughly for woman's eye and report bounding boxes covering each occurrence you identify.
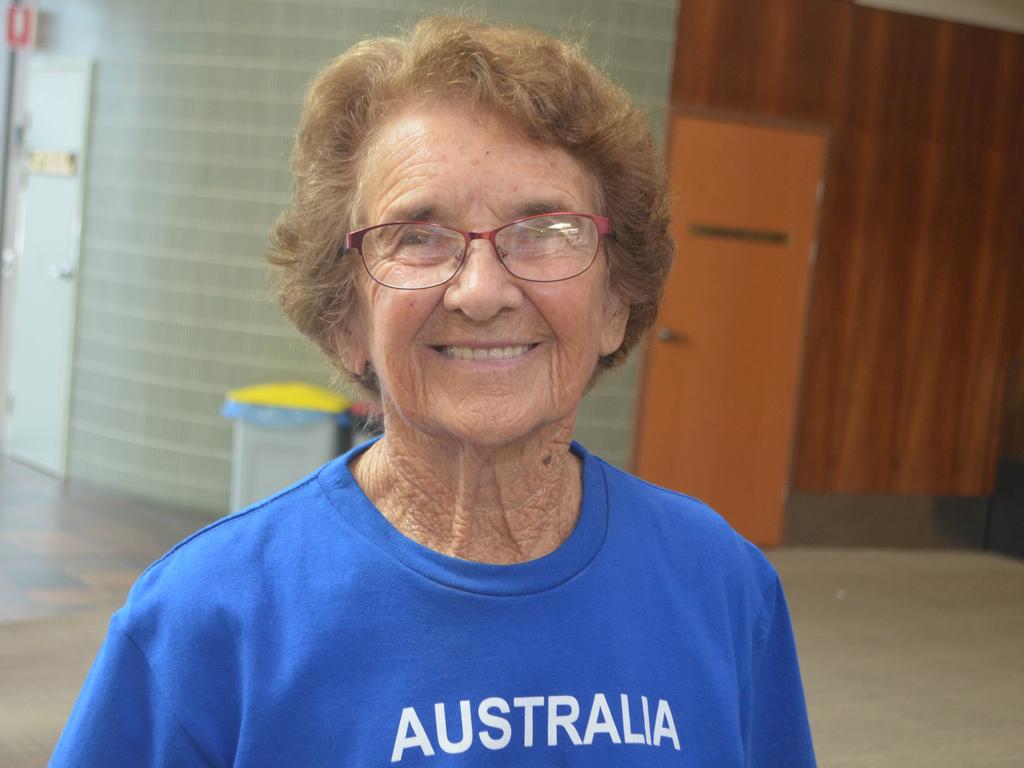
[527,221,579,240]
[400,232,431,246]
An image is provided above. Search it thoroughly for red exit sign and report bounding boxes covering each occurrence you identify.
[6,4,36,51]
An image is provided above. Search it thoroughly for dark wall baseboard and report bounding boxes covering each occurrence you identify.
[784,492,990,549]
[785,460,1024,558]
[987,459,1024,560]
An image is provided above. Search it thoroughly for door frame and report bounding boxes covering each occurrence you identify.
[3,56,93,477]
[632,105,832,529]
[0,47,27,454]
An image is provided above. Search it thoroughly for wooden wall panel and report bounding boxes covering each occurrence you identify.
[670,0,1024,495]
[674,0,852,123]
[799,8,1024,494]
[1004,356,1024,460]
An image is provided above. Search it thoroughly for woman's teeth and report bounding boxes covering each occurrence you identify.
[442,345,531,361]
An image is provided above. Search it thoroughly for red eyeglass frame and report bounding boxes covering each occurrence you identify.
[344,211,612,262]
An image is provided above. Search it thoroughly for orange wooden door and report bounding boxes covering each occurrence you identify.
[634,115,826,546]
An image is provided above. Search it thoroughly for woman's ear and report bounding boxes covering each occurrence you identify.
[599,290,629,357]
[335,322,369,376]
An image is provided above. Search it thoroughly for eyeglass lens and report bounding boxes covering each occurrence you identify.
[360,214,599,289]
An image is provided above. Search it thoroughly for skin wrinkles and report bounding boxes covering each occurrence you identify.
[343,105,627,564]
[359,428,580,563]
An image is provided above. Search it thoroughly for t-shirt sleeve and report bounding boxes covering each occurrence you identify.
[743,573,817,767]
[49,614,210,767]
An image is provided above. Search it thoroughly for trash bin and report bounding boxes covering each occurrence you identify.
[222,382,350,512]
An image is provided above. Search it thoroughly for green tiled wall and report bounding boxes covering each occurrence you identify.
[39,0,678,513]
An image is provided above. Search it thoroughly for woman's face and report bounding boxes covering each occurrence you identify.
[344,105,627,447]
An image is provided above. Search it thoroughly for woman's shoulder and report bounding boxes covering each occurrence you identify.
[586,450,779,592]
[587,449,732,530]
[145,475,320,568]
[118,465,344,631]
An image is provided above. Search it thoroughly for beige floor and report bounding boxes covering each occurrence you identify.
[2,609,115,768]
[772,548,1024,768]
[2,455,1023,766]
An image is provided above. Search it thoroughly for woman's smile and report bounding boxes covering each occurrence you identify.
[434,343,539,362]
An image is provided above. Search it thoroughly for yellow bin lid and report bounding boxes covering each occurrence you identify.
[225,382,350,413]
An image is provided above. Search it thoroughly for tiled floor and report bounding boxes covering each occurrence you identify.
[0,456,219,623]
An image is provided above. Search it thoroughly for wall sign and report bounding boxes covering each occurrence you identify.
[6,4,36,51]
[27,150,77,176]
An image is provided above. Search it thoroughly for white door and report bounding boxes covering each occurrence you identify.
[6,57,92,476]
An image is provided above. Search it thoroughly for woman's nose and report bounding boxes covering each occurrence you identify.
[442,239,524,321]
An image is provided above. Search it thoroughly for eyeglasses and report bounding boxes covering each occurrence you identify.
[344,212,612,290]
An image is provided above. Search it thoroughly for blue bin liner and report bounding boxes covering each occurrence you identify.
[221,401,350,429]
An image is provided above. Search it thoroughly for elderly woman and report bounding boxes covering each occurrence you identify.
[53,17,815,767]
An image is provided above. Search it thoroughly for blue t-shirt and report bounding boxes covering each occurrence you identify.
[51,441,816,766]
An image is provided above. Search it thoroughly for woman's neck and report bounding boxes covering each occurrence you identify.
[351,416,582,564]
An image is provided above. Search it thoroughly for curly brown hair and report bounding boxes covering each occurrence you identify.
[269,15,673,396]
